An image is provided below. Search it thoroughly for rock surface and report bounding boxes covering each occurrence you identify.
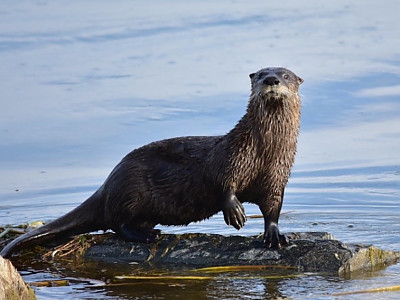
[0,256,36,300]
[79,232,400,276]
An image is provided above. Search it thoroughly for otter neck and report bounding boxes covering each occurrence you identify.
[224,92,301,191]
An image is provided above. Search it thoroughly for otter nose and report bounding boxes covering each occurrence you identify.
[263,75,280,86]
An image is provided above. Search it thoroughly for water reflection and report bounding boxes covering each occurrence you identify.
[13,256,400,299]
[14,257,304,300]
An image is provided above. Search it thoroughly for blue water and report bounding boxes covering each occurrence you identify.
[1,1,400,299]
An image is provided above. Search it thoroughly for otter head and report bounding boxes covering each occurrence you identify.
[249,67,303,101]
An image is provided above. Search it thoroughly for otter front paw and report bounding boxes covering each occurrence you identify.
[263,222,289,249]
[222,194,246,230]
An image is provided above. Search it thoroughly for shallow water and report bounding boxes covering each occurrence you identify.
[1,1,400,299]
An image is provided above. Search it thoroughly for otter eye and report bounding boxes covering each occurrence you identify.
[283,74,289,80]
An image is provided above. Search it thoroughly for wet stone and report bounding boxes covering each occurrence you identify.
[79,232,400,275]
[0,256,36,300]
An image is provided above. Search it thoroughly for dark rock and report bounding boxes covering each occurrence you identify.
[81,232,400,275]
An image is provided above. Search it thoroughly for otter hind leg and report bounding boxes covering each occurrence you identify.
[117,223,160,243]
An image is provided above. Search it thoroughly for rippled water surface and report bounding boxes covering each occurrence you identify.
[1,1,400,299]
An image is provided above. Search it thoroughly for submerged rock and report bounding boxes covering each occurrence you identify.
[75,232,399,276]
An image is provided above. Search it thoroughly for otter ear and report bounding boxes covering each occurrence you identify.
[297,76,304,84]
[249,73,256,79]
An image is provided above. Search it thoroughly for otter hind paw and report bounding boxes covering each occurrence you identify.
[118,224,160,243]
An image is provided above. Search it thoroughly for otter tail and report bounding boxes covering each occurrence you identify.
[1,189,105,258]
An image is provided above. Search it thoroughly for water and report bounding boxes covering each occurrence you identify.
[1,0,400,299]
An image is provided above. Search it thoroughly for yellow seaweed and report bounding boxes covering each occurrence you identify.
[332,285,400,296]
[192,265,295,273]
[115,274,301,281]
[115,275,213,280]
[29,280,70,287]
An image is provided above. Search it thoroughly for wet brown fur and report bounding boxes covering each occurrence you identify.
[1,67,303,258]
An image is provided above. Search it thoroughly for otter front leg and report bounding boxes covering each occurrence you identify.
[263,220,288,249]
[222,190,247,230]
[259,192,289,249]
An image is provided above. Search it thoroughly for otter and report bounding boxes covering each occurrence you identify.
[1,67,303,258]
